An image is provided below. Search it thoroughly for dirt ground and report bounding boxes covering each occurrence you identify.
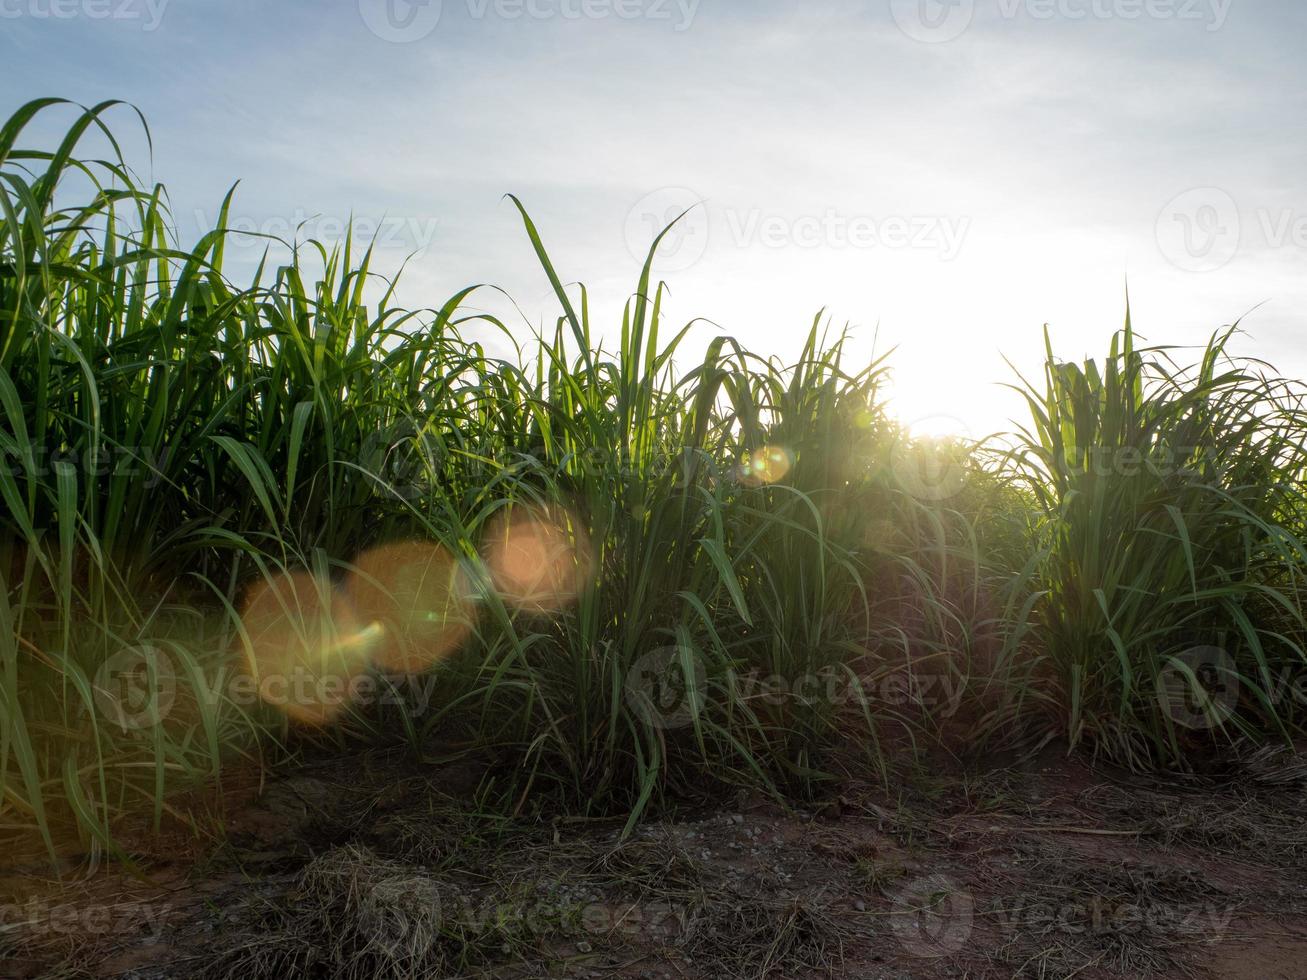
[4,742,1307,980]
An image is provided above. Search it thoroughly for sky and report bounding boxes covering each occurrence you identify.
[3,0,1306,438]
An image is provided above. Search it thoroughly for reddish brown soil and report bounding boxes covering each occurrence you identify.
[3,744,1306,979]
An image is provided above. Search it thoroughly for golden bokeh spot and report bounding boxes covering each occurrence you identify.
[346,541,472,674]
[236,569,374,727]
[483,506,592,614]
[738,445,793,486]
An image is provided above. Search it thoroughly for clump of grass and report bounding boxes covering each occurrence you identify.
[204,844,452,980]
[1080,780,1307,869]
[992,838,1236,978]
[685,894,850,978]
[2,98,941,857]
[589,827,705,894]
[1000,316,1307,767]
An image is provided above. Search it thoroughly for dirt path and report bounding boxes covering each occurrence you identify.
[4,745,1307,979]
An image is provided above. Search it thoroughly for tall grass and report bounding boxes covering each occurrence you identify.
[4,100,978,858]
[1001,315,1307,766]
[3,98,1305,865]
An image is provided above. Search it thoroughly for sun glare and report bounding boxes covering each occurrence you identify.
[346,541,472,674]
[235,570,377,726]
[738,445,793,486]
[482,507,592,614]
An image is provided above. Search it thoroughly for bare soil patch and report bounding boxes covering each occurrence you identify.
[5,744,1307,979]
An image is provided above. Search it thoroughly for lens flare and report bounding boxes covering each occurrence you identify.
[346,541,472,674]
[235,569,376,726]
[738,445,793,486]
[483,507,591,613]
